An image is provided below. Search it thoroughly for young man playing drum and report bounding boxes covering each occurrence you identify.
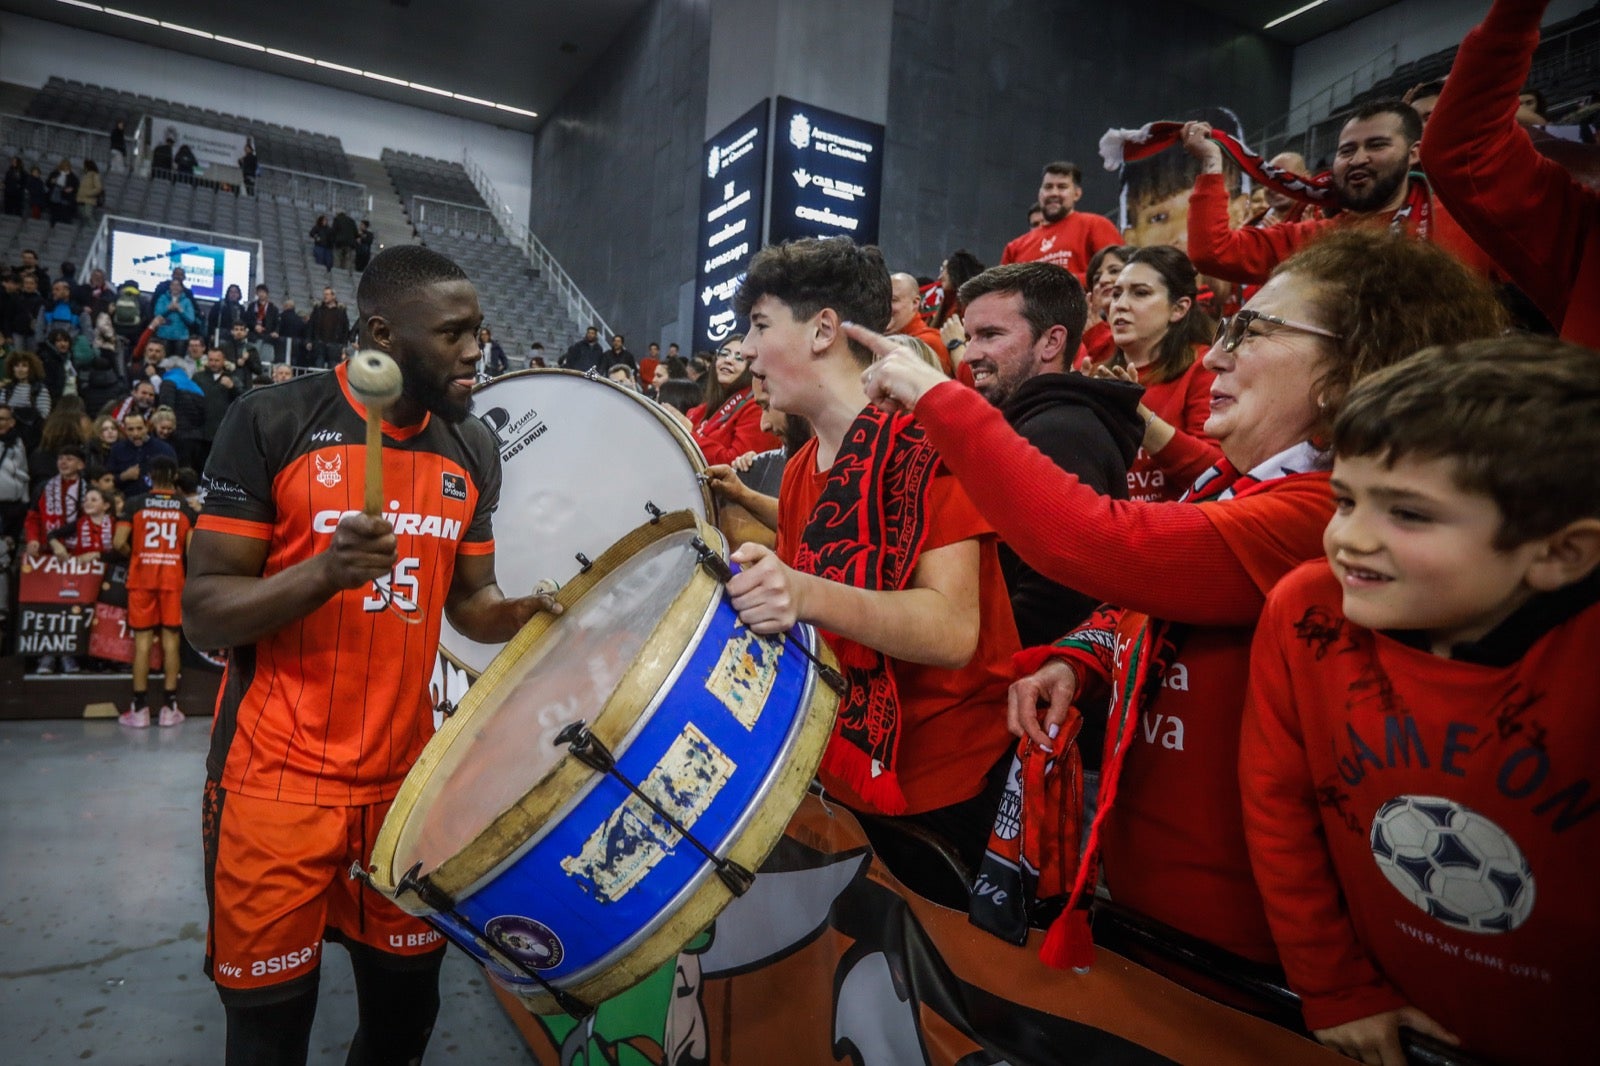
[184,246,559,1066]
[725,237,1020,890]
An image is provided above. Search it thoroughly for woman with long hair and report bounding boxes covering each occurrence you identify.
[1078,244,1134,371]
[690,334,781,465]
[2,350,52,450]
[76,159,102,223]
[1101,244,1220,501]
[309,214,334,271]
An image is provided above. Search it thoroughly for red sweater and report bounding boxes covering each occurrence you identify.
[1000,211,1124,284]
[913,381,1335,960]
[1129,354,1220,502]
[1242,561,1600,1064]
[1423,0,1600,348]
[1186,172,1497,284]
[776,436,1019,815]
[692,386,781,465]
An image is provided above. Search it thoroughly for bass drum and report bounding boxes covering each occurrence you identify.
[437,369,715,678]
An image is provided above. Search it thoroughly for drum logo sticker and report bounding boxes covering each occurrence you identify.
[705,628,780,730]
[478,405,549,463]
[485,915,564,971]
[561,724,735,904]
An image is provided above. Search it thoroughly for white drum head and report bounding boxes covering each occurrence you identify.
[440,370,712,674]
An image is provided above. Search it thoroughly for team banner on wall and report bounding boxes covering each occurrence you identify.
[768,96,884,246]
[497,794,1345,1066]
[693,100,769,351]
[17,555,160,667]
[152,117,248,172]
[16,555,101,659]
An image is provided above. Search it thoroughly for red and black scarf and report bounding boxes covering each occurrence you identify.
[790,406,938,815]
[978,449,1323,968]
[1099,121,1433,239]
[695,386,753,437]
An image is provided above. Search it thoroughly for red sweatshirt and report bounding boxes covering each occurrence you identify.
[1001,211,1124,285]
[1186,172,1497,284]
[692,386,781,465]
[1242,561,1600,1064]
[1423,0,1600,348]
[913,381,1335,961]
[1129,353,1220,502]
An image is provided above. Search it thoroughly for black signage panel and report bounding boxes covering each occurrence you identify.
[768,96,884,246]
[694,100,769,351]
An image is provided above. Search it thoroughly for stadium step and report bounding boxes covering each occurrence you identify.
[347,155,417,253]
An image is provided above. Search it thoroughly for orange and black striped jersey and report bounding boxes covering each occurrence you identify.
[198,363,500,805]
[119,489,198,591]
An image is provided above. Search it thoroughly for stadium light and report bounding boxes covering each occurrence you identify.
[1264,0,1333,30]
[45,0,538,119]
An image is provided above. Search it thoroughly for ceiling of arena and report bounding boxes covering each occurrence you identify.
[2,0,1398,131]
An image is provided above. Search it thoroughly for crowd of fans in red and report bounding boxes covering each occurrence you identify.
[1,1,1596,1062]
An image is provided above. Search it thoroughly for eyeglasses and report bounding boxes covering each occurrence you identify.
[1213,310,1343,353]
[716,349,750,362]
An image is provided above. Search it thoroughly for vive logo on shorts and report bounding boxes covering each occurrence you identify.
[441,472,468,502]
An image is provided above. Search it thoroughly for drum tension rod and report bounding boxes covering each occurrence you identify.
[690,537,850,698]
[388,860,596,1019]
[575,552,593,574]
[644,500,664,524]
[555,721,757,897]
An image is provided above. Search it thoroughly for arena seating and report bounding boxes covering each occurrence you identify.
[27,77,354,181]
[380,149,489,210]
[6,82,594,358]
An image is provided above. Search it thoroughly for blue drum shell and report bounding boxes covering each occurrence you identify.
[431,597,824,989]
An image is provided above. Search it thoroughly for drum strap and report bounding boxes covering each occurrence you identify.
[790,405,938,816]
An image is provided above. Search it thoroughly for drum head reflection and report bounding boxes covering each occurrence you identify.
[394,529,707,876]
[440,371,712,675]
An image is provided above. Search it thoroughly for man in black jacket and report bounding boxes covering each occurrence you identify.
[305,286,350,368]
[559,326,604,373]
[954,262,1144,645]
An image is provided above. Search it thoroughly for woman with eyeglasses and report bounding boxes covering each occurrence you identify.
[854,229,1506,987]
[1094,245,1222,502]
[690,334,782,465]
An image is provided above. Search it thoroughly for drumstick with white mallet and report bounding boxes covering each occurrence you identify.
[347,350,404,517]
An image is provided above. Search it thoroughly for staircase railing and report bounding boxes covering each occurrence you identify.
[256,165,370,215]
[459,148,612,339]
[0,113,112,168]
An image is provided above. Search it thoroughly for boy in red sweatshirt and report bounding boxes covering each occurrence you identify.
[1241,336,1600,1066]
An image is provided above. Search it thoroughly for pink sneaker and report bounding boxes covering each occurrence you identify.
[158,702,185,727]
[119,705,151,729]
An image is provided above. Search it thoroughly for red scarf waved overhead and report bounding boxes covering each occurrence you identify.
[1099,121,1434,239]
[790,407,939,815]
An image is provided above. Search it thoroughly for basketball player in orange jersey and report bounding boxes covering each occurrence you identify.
[184,245,559,1065]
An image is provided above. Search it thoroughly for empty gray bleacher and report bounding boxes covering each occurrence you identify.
[380,149,488,210]
[28,78,355,182]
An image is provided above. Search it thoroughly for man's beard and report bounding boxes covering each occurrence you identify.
[399,357,475,424]
[1337,164,1408,213]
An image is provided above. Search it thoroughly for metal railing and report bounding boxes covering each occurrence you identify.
[461,148,612,338]
[410,194,499,237]
[1253,44,1400,159]
[256,165,369,215]
[84,213,265,291]
[0,113,112,167]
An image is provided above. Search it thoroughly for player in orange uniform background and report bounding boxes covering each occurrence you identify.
[114,454,196,727]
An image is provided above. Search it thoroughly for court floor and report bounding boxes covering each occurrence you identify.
[0,718,535,1065]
